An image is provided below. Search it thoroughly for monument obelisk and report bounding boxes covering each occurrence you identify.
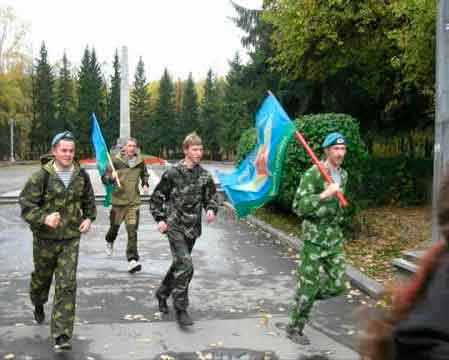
[119,46,131,145]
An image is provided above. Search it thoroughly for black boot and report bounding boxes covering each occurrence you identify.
[176,310,194,326]
[53,334,72,351]
[286,324,310,345]
[156,293,169,314]
[34,304,45,324]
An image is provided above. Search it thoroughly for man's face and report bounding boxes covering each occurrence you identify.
[125,140,137,157]
[52,140,75,168]
[325,144,347,168]
[184,144,203,165]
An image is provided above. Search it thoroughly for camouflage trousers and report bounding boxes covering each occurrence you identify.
[289,241,347,330]
[30,235,80,340]
[106,205,140,261]
[157,227,196,311]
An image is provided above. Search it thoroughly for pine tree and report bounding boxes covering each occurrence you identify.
[106,49,120,147]
[55,51,76,133]
[30,42,55,156]
[180,72,199,137]
[77,47,106,156]
[154,68,175,157]
[130,56,150,152]
[200,69,221,160]
[174,78,183,150]
[220,52,251,159]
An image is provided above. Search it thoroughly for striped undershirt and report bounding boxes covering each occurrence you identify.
[54,163,74,188]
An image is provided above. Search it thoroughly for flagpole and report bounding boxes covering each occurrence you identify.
[293,131,348,207]
[106,151,122,188]
[267,91,348,208]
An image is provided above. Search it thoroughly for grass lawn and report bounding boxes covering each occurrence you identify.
[254,205,432,286]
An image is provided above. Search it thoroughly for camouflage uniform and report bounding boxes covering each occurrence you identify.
[102,152,149,261]
[19,156,96,340]
[289,164,348,330]
[149,161,218,310]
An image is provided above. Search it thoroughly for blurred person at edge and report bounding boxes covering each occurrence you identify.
[361,172,449,359]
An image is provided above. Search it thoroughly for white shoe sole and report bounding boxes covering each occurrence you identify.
[128,264,142,273]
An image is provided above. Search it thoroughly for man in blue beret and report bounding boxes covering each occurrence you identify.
[286,132,349,345]
[19,131,96,351]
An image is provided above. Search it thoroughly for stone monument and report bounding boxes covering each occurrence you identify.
[119,46,131,146]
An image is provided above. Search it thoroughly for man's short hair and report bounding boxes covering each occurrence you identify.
[127,137,138,147]
[183,132,202,150]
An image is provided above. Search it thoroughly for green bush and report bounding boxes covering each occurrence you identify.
[359,157,432,206]
[236,127,257,164]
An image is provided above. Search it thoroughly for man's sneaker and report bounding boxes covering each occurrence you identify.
[106,242,114,256]
[286,324,310,345]
[33,304,45,324]
[176,310,194,326]
[156,293,169,314]
[53,334,72,351]
[128,259,142,273]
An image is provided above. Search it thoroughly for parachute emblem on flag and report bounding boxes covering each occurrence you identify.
[216,93,295,217]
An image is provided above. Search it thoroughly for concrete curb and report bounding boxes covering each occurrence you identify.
[244,214,385,299]
[0,161,37,167]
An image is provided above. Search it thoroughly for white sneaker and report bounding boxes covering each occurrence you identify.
[128,259,142,273]
[106,242,113,256]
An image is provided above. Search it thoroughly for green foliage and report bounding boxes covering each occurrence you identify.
[358,157,432,207]
[200,69,222,159]
[180,73,199,138]
[131,56,150,151]
[370,130,433,159]
[230,1,262,48]
[30,42,55,156]
[220,53,252,158]
[236,127,257,164]
[106,49,120,147]
[153,68,176,156]
[77,47,106,156]
[55,52,76,134]
[262,0,436,135]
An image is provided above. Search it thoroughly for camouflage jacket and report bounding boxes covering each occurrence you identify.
[292,164,348,248]
[150,161,219,239]
[19,156,96,240]
[102,152,149,206]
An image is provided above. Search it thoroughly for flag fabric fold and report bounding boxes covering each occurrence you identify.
[216,93,295,217]
[91,113,114,207]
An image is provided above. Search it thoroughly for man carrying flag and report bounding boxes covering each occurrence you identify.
[216,93,350,345]
[101,137,149,273]
[91,113,149,273]
[286,132,349,345]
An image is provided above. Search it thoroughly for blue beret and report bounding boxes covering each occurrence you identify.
[322,132,346,148]
[51,131,74,147]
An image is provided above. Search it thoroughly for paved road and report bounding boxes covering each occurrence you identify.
[0,164,367,360]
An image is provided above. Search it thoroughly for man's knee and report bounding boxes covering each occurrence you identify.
[174,256,194,278]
